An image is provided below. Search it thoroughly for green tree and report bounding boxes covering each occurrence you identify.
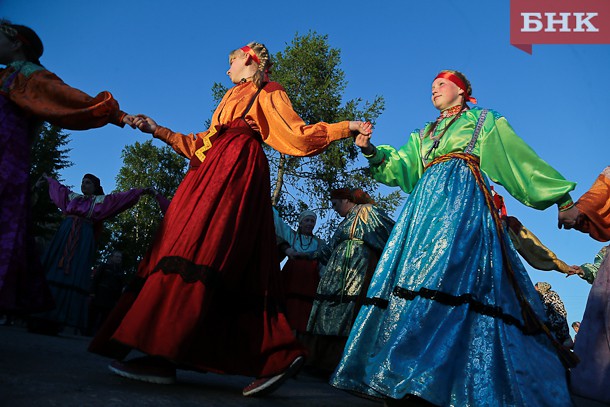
[104,140,187,275]
[211,32,403,238]
[30,123,73,244]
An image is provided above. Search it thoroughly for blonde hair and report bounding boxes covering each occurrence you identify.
[229,42,272,89]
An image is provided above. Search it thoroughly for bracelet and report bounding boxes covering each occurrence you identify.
[362,145,377,158]
[558,201,575,212]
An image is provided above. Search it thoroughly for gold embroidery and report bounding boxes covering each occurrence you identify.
[194,127,217,162]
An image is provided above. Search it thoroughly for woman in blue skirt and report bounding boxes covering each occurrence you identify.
[331,70,578,407]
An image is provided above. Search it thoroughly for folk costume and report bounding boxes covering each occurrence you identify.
[569,167,610,404]
[89,80,352,379]
[304,197,394,374]
[0,60,127,313]
[34,177,147,331]
[331,106,576,406]
[273,208,323,333]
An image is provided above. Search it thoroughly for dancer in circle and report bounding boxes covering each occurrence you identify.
[90,42,368,397]
[0,20,134,314]
[331,70,576,406]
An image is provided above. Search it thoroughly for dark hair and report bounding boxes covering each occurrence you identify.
[83,173,104,195]
[0,20,44,64]
[330,188,375,204]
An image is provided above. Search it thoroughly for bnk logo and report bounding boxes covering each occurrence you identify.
[510,0,610,53]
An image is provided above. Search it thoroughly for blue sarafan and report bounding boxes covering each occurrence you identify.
[331,107,575,407]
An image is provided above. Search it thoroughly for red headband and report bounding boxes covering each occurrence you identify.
[240,46,260,64]
[240,45,270,82]
[435,72,477,104]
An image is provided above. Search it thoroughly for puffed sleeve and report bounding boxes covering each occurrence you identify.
[153,126,203,159]
[91,188,147,221]
[272,207,296,246]
[364,132,424,194]
[9,69,126,129]
[479,114,575,210]
[257,87,351,157]
[46,177,74,212]
[575,167,610,242]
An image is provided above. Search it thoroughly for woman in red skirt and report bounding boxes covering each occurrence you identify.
[89,42,367,397]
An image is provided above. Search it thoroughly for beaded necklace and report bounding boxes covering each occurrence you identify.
[423,105,467,161]
[297,233,315,251]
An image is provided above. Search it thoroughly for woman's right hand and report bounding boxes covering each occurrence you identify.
[133,114,158,134]
[354,122,375,155]
[566,265,584,278]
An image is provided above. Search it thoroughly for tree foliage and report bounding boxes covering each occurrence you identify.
[212,31,403,238]
[30,123,73,244]
[104,140,187,275]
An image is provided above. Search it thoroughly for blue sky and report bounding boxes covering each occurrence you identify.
[4,0,609,330]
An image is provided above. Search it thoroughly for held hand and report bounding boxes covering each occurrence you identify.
[352,121,375,155]
[144,187,158,196]
[285,248,298,260]
[566,265,584,278]
[122,114,137,129]
[558,206,581,229]
[133,114,158,134]
[35,173,48,189]
[348,120,364,132]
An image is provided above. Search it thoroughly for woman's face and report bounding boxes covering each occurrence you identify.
[81,177,96,195]
[331,198,351,217]
[431,77,463,111]
[226,52,250,84]
[0,31,18,65]
[299,216,316,235]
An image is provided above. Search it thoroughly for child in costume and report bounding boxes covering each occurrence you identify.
[331,70,577,406]
[89,42,367,397]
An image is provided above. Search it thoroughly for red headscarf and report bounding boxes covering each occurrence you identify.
[435,71,477,104]
[330,188,375,204]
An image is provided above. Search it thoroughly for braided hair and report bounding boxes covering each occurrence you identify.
[229,42,272,89]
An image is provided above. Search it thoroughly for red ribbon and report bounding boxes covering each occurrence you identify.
[240,46,260,65]
[435,72,477,104]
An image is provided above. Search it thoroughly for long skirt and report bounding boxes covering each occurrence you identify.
[90,120,304,378]
[330,157,573,407]
[36,217,96,329]
[283,258,319,333]
[0,93,53,313]
[570,246,610,404]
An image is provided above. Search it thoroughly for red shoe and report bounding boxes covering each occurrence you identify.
[108,356,176,385]
[242,356,304,397]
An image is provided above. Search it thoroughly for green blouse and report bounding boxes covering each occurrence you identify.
[364,108,575,210]
[580,246,607,284]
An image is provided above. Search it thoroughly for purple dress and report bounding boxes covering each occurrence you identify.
[570,246,610,404]
[0,60,126,313]
[0,68,52,313]
[36,178,146,330]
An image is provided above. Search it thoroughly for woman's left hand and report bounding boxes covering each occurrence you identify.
[558,206,581,229]
[122,114,137,129]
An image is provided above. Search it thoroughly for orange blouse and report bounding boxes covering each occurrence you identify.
[575,168,610,242]
[0,61,126,129]
[154,81,351,158]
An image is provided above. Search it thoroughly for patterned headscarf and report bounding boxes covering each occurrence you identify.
[298,210,317,223]
[535,282,552,294]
